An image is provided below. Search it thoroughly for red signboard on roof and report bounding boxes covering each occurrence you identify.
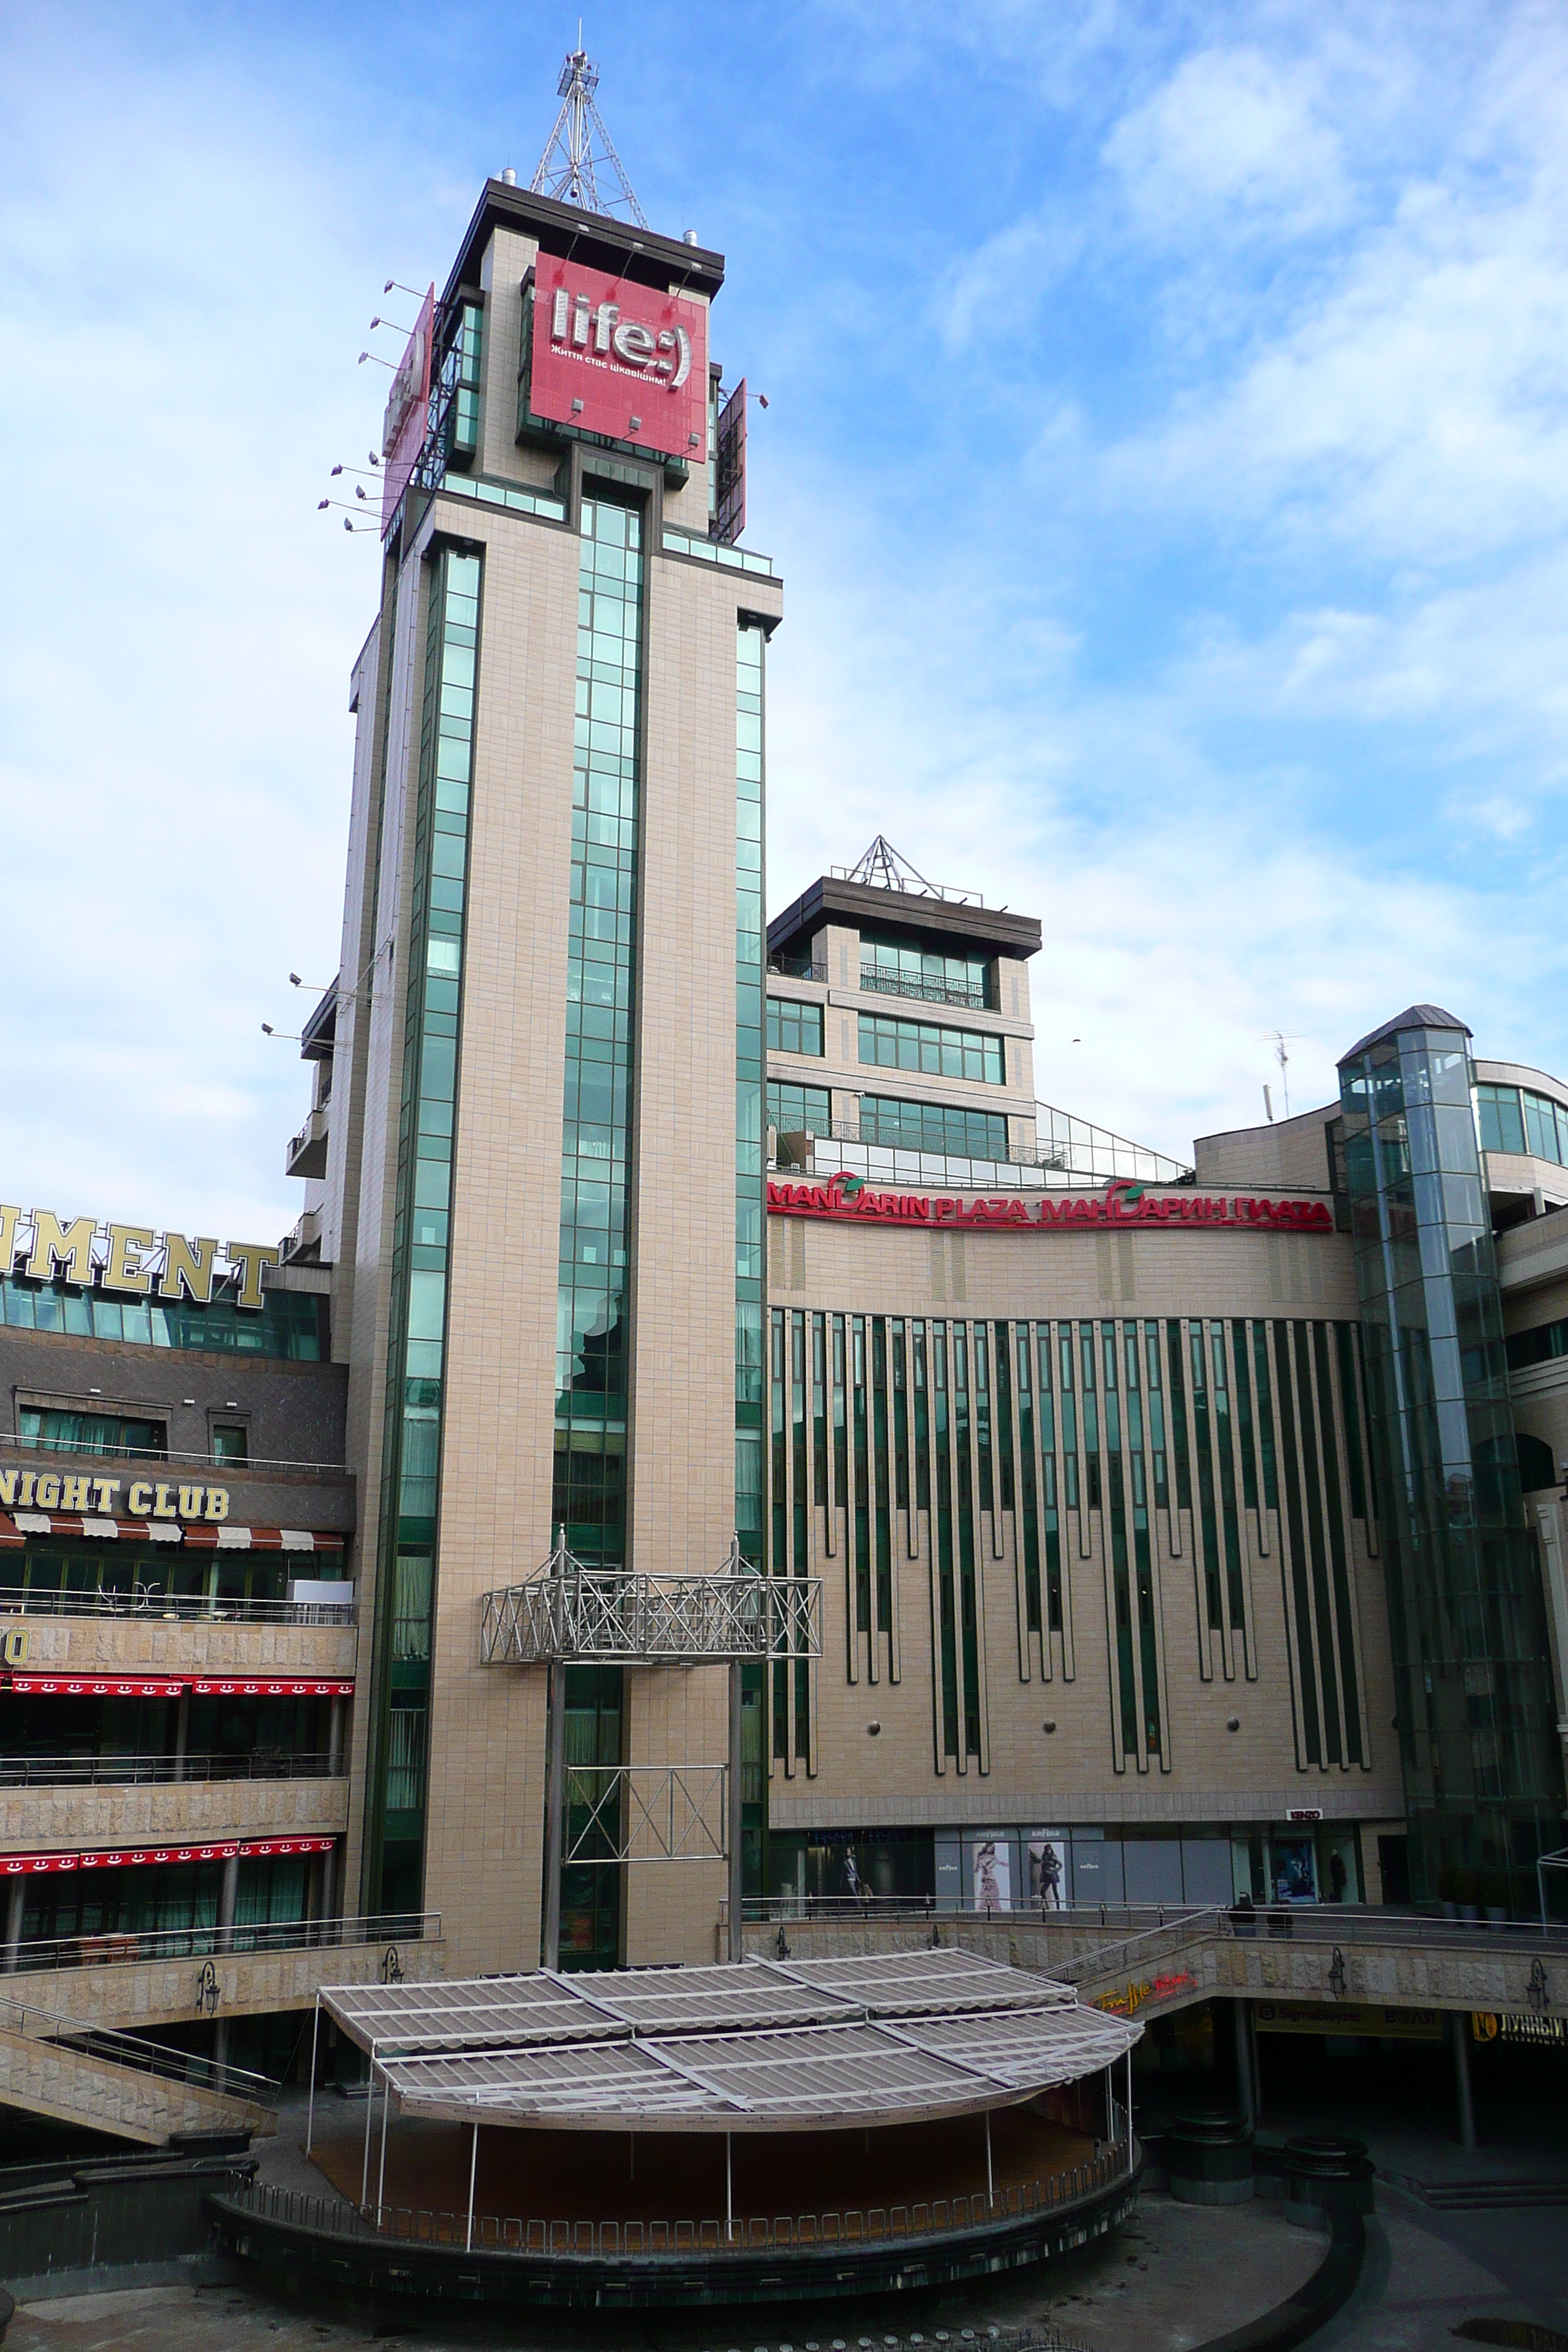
[380,284,435,536]
[529,257,708,464]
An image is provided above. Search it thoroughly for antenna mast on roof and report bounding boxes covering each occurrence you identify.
[530,40,649,227]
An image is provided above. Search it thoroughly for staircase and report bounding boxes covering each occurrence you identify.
[1421,2178,1568,2212]
[0,1991,276,2147]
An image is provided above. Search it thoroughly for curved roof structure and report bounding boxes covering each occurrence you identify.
[321,1949,1138,2134]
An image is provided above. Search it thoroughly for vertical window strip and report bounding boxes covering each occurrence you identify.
[1210,1322,1247,1642]
[791,1311,807,1575]
[931,1326,960,1758]
[769,1309,787,1573]
[871,1317,892,1648]
[851,1316,870,1639]
[1165,1321,1193,1512]
[954,1327,981,1754]
[1123,1322,1162,1759]
[995,1317,1016,1518]
[1143,1322,1169,1513]
[366,543,480,1913]
[1232,1319,1260,1513]
[1039,1325,1063,1630]
[974,1327,994,1518]
[1271,1322,1324,1765]
[1293,1324,1345,1764]
[1333,1322,1370,1521]
[1017,1330,1042,1640]
[812,1313,829,1513]
[1314,1323,1365,1763]
[1186,1325,1224,1635]
[1058,1327,1080,1515]
[557,499,641,1569]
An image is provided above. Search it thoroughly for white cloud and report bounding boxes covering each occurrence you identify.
[1094,97,1568,565]
[0,23,432,1243]
[1104,47,1350,240]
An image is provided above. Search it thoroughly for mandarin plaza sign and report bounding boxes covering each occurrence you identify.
[766,1174,1335,1234]
[0,1205,279,1309]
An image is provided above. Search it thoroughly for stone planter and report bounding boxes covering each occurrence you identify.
[1281,2136,1376,2231]
[1166,2111,1254,2207]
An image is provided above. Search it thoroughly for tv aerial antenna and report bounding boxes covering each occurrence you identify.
[530,37,648,227]
[1261,1030,1305,1122]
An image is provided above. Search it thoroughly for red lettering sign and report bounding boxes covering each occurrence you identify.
[766,1175,1333,1235]
[529,258,709,464]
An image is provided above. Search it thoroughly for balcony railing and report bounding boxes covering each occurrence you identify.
[3,1910,439,1978]
[766,955,826,983]
[0,1749,342,1788]
[0,1586,355,1625]
[285,1107,329,1181]
[0,1431,349,1477]
[858,967,990,1011]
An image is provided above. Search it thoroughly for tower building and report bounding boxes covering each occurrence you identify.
[303,159,780,1970]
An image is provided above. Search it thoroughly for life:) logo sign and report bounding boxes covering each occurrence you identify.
[529,258,709,464]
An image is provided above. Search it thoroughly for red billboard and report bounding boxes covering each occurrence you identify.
[529,257,708,465]
[380,283,435,536]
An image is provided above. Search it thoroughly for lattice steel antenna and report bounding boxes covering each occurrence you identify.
[530,45,649,227]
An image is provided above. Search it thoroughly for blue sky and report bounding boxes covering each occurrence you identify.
[4,1,1568,1240]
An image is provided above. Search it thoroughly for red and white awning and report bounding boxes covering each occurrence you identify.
[0,1835,336,1877]
[0,1515,345,1551]
[4,1675,353,1698]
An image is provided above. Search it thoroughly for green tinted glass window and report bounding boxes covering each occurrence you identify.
[767,998,823,1057]
[858,1015,1004,1085]
[859,1097,1010,1158]
[768,1082,831,1137]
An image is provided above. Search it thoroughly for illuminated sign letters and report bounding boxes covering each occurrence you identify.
[766,1173,1335,1235]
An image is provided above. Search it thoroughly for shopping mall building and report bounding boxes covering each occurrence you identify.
[1,159,1566,2100]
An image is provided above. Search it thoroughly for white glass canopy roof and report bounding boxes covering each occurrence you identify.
[320,1949,1137,2133]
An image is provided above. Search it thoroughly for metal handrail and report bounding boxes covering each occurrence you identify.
[766,956,826,983]
[222,2141,1131,2253]
[4,1910,440,1977]
[744,1896,1568,1954]
[0,1586,355,1624]
[857,968,991,1011]
[0,1431,350,1477]
[0,1749,341,1788]
[0,1987,280,2103]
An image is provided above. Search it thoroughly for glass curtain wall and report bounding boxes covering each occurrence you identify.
[736,622,767,1877]
[1338,1014,1563,1912]
[363,545,480,1915]
[552,494,644,1964]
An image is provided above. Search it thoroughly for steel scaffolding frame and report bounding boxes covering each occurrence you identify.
[480,1536,821,1970]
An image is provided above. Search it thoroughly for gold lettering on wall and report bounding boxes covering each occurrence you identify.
[159,1234,219,1305]
[0,1207,20,1269]
[105,1224,154,1296]
[26,1212,96,1285]
[225,1243,281,1313]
